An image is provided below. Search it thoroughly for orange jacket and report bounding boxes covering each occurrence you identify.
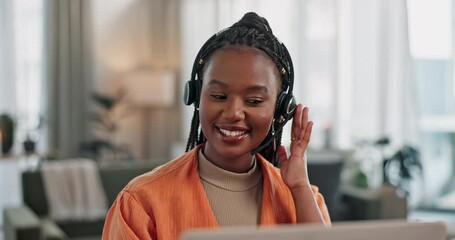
[102,145,330,240]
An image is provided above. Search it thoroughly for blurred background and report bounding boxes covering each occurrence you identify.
[1,0,455,239]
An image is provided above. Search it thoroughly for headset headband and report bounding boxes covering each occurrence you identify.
[185,22,297,160]
[190,26,294,97]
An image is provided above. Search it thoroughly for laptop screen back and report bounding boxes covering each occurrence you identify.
[180,220,446,240]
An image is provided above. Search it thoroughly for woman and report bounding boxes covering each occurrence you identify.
[102,12,330,240]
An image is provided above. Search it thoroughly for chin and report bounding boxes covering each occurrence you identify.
[211,143,253,159]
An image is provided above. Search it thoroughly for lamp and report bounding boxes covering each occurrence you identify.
[121,69,176,160]
[123,69,176,107]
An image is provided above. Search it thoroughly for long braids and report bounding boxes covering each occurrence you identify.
[185,12,293,166]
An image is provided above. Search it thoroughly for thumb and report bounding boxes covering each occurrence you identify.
[277,145,288,164]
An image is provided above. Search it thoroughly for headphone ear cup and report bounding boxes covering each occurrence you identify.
[275,92,296,121]
[183,80,196,106]
[183,80,202,106]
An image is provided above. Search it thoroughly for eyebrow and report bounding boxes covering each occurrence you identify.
[207,79,269,93]
[207,79,228,88]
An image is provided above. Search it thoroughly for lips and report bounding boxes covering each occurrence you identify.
[216,125,250,143]
[219,129,246,137]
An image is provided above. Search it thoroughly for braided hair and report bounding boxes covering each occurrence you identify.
[185,12,294,166]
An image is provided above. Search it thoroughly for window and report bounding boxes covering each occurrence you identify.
[408,0,455,207]
[0,0,44,154]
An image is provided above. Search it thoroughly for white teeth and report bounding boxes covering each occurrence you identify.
[219,129,246,137]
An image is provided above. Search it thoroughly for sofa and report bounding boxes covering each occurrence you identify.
[3,162,158,240]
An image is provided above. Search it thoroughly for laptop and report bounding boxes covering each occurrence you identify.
[180,220,447,240]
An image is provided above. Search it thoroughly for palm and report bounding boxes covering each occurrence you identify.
[278,104,313,189]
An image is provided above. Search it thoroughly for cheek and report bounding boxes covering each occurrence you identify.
[254,107,276,132]
[256,97,277,131]
[198,95,219,128]
[198,101,211,125]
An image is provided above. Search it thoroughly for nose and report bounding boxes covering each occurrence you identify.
[223,97,245,121]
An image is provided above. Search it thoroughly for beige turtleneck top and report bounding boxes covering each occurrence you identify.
[198,151,263,226]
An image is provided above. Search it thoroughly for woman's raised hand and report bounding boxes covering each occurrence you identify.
[277,104,313,189]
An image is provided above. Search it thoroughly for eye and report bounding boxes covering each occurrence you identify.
[246,98,264,105]
[210,94,226,100]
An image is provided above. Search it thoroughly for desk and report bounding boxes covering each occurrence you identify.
[408,209,455,240]
[341,184,408,220]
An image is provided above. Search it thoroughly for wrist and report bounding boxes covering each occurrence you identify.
[289,182,312,193]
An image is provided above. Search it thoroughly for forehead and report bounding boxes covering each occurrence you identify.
[203,46,280,87]
[208,45,275,68]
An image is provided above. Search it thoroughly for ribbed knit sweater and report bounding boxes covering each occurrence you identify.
[102,145,331,240]
[198,151,263,226]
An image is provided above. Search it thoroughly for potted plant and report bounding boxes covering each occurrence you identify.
[80,89,133,162]
[382,145,422,196]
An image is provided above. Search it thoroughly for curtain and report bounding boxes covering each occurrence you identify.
[0,1,16,114]
[88,0,180,161]
[0,0,91,158]
[337,0,418,148]
[337,0,424,205]
[44,0,92,158]
[0,0,45,154]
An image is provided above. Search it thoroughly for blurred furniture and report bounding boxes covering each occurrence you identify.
[307,149,408,221]
[3,162,158,240]
[307,150,345,221]
[341,184,408,220]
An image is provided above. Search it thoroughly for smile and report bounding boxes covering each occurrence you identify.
[219,128,246,137]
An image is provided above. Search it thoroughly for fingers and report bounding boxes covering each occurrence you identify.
[277,145,288,164]
[292,104,303,141]
[291,104,311,143]
[300,107,311,144]
[303,121,313,145]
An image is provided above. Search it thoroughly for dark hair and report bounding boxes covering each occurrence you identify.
[185,12,294,166]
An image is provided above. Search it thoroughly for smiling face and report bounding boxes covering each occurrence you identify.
[199,45,280,172]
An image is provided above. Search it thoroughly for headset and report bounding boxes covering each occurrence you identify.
[183,26,296,156]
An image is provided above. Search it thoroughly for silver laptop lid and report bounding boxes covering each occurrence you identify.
[181,220,446,240]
